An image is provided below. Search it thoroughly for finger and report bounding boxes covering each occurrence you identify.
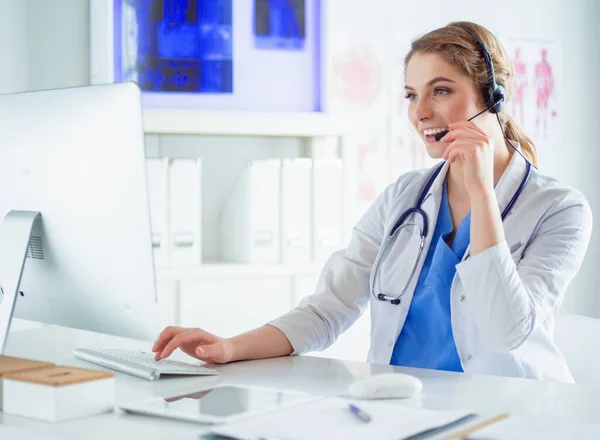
[443,141,466,160]
[440,126,486,144]
[447,148,465,164]
[152,326,181,353]
[447,122,488,141]
[158,329,205,359]
[444,141,472,163]
[439,130,482,145]
[447,147,466,164]
[152,326,183,353]
[448,120,488,137]
[448,143,480,164]
[445,146,461,164]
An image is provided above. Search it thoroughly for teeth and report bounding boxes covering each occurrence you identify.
[423,127,448,136]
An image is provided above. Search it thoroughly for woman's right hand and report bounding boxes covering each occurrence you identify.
[151,326,235,364]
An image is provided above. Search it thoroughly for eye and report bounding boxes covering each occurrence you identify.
[433,88,451,96]
[404,92,417,101]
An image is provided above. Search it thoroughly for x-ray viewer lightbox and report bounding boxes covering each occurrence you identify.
[91,0,322,111]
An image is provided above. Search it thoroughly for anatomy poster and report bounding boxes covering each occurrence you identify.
[354,119,390,217]
[502,37,562,150]
[327,31,391,115]
[326,30,392,220]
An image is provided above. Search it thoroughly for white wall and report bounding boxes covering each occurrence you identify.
[0,0,89,93]
[559,0,600,314]
[0,0,27,94]
[2,0,600,317]
[24,0,90,92]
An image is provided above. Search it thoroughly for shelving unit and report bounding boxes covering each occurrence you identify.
[144,107,355,267]
[143,110,348,138]
[156,262,324,281]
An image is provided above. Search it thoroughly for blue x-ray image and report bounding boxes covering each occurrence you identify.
[118,0,233,93]
[254,0,305,51]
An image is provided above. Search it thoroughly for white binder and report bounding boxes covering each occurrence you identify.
[145,158,170,268]
[168,158,202,267]
[312,158,343,264]
[281,159,312,264]
[220,159,281,264]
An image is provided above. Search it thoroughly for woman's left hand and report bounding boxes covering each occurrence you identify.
[441,120,495,196]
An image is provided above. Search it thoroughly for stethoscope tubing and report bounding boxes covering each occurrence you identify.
[371,160,532,304]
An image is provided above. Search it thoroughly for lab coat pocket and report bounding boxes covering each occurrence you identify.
[369,277,408,363]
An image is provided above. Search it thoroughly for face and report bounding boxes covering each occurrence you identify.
[404,52,493,159]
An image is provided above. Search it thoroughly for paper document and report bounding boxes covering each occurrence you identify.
[209,396,471,440]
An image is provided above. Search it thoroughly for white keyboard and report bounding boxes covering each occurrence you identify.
[73,348,219,381]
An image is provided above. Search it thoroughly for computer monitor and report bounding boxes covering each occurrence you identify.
[0,83,159,352]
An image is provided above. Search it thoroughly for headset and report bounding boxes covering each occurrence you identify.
[434,25,534,170]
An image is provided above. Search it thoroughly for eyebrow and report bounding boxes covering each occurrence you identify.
[404,77,456,91]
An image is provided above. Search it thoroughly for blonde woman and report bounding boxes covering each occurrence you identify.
[153,22,592,383]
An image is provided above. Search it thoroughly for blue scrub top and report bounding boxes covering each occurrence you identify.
[390,179,470,372]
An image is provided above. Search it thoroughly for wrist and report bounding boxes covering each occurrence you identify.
[225,337,239,362]
[468,184,496,201]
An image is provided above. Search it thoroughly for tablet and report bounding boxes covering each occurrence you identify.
[119,384,323,425]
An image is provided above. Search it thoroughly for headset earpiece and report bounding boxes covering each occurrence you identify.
[488,83,506,114]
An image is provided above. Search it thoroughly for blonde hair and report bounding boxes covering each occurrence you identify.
[404,21,538,167]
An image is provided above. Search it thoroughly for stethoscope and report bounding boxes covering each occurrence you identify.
[371,158,532,305]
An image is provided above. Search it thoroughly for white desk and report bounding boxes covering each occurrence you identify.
[2,325,600,440]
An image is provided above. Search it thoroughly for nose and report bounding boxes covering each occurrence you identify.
[413,96,433,123]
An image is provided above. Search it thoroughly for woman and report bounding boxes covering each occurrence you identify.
[152,22,592,382]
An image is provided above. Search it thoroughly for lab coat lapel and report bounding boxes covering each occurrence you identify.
[493,143,528,217]
[418,160,450,263]
[421,160,450,236]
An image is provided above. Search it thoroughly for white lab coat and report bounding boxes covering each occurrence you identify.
[268,146,593,383]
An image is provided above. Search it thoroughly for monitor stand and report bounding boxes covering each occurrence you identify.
[0,211,41,354]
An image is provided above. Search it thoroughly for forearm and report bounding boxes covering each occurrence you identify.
[469,187,505,256]
[228,324,293,362]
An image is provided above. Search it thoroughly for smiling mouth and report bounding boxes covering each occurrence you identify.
[423,127,447,136]
[422,127,449,142]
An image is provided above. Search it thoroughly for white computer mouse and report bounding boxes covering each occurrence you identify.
[348,373,423,399]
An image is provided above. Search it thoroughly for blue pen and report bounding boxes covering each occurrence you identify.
[348,403,372,423]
